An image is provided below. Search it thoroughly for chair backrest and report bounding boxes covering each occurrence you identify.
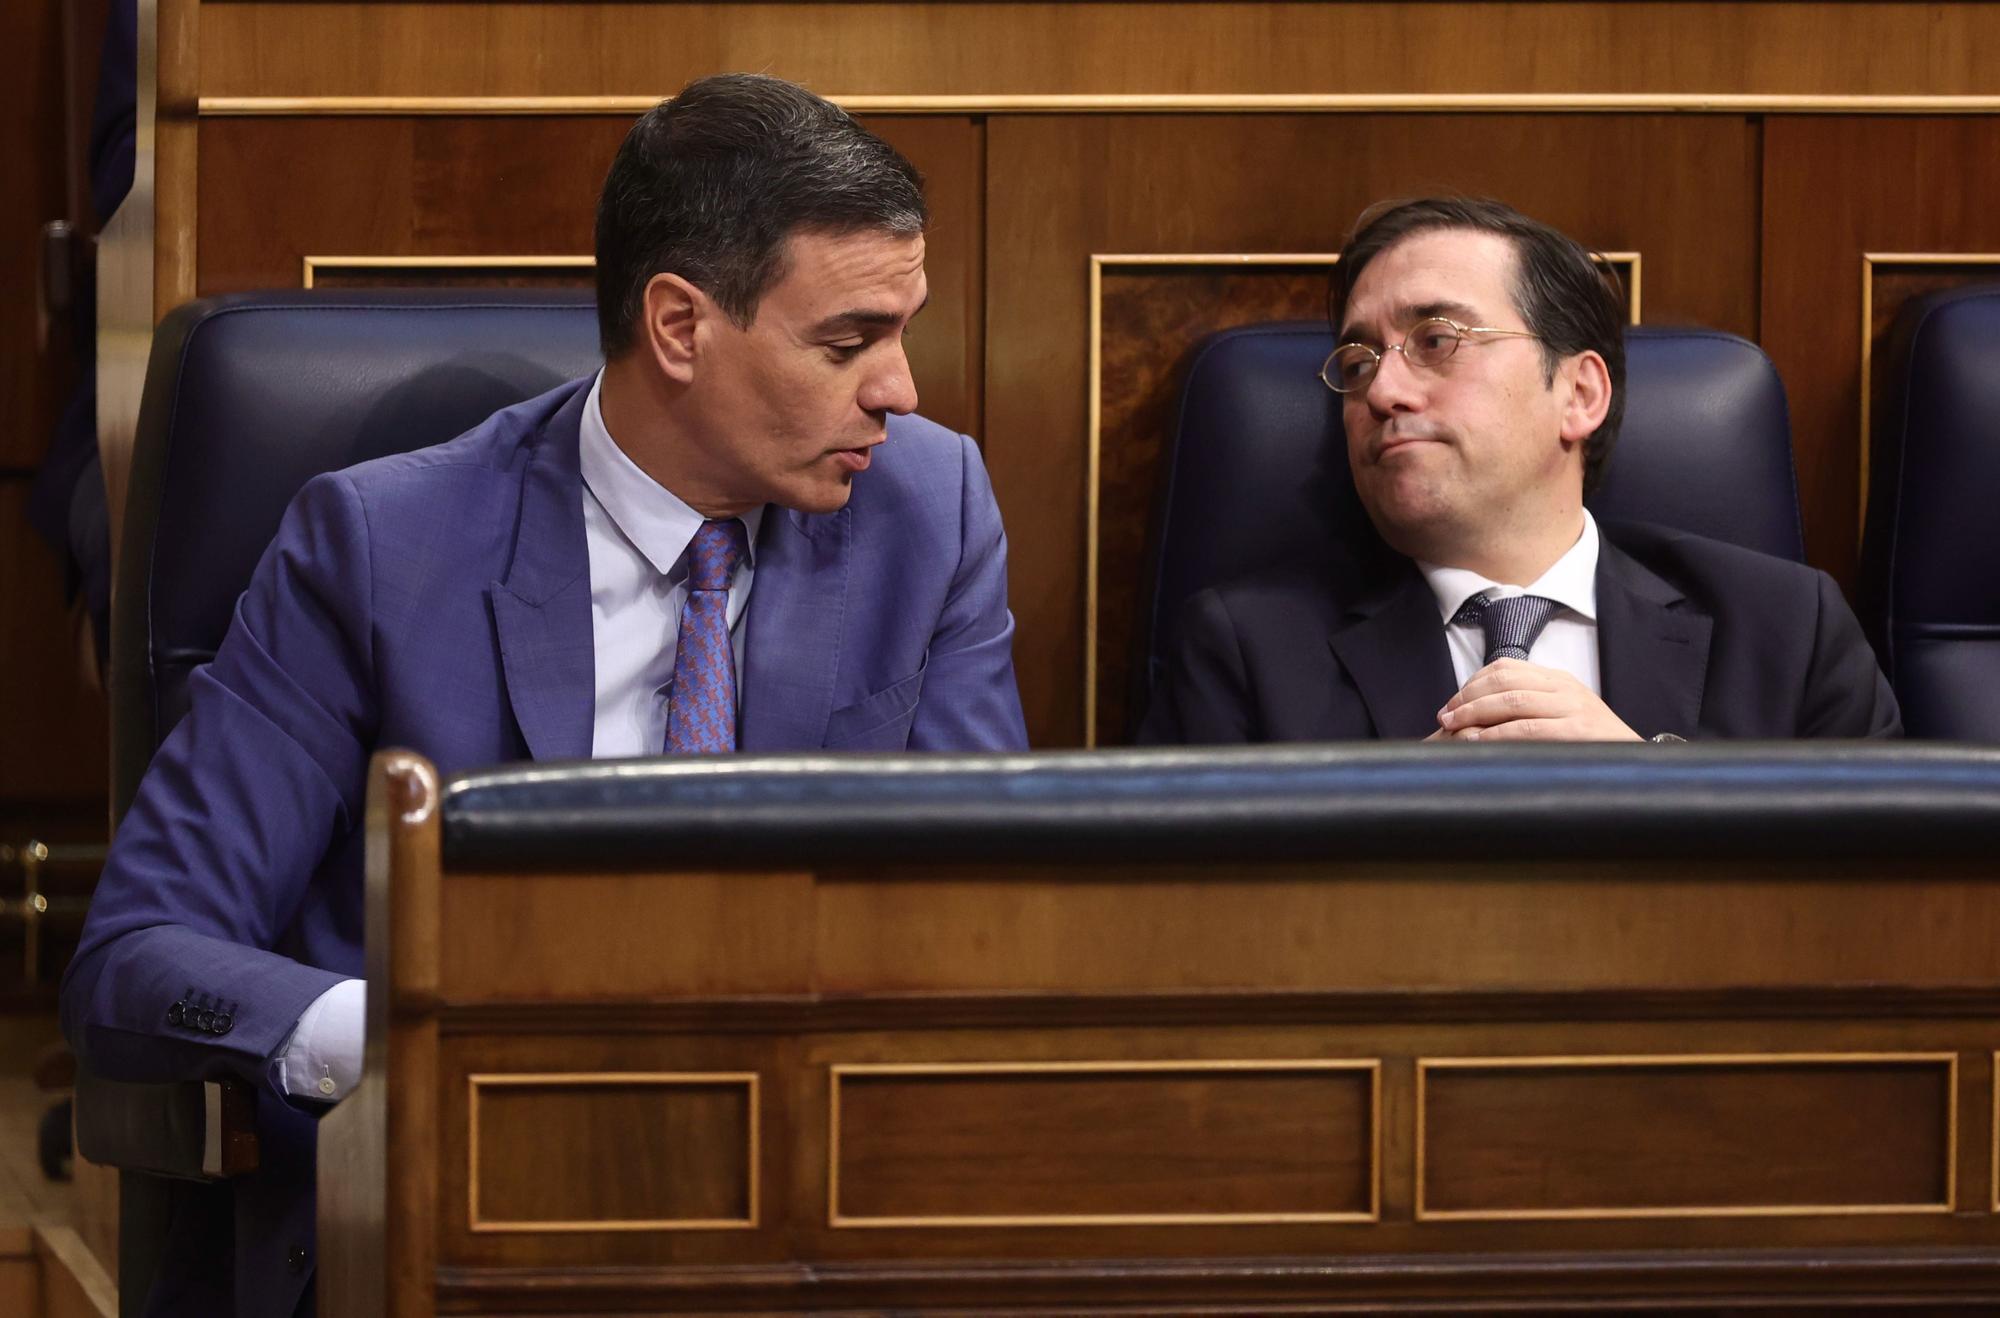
[1139,322,1803,725]
[112,289,602,819]
[1859,283,2000,739]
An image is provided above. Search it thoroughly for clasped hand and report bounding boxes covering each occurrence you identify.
[1426,658,1641,742]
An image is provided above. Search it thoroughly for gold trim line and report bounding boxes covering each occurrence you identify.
[202,93,2000,118]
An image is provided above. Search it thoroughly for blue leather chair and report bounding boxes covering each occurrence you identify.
[1136,323,1802,729]
[1859,284,2000,739]
[88,288,601,1316]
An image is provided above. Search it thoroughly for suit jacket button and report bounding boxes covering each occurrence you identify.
[194,1008,215,1032]
[167,1001,185,1026]
[287,1247,307,1274]
[211,1013,233,1035]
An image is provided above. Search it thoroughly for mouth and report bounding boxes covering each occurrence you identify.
[1371,426,1449,461]
[829,438,884,474]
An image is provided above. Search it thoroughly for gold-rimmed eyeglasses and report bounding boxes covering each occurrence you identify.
[1319,317,1541,394]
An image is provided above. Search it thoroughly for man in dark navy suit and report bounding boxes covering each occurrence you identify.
[1143,197,1898,745]
[64,73,1027,1317]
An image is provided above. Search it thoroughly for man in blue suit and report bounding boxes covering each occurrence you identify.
[63,73,1027,1317]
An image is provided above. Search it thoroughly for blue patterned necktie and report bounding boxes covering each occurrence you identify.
[665,518,748,754]
[1453,592,1561,664]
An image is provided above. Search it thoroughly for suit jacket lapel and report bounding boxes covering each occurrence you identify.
[489,386,596,762]
[1596,537,1712,740]
[739,506,850,751]
[1327,561,1459,739]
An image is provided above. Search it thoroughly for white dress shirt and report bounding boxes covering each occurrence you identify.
[279,370,762,1101]
[1419,510,1603,693]
[576,370,763,757]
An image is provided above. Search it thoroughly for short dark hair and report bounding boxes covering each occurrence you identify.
[594,73,928,356]
[1330,197,1627,494]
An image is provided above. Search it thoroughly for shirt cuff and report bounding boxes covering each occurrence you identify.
[272,977,366,1103]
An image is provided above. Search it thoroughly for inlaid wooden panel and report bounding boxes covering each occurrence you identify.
[197,3,2000,100]
[830,1060,1378,1225]
[469,1072,757,1230]
[1762,116,2000,584]
[195,114,984,439]
[987,112,1756,743]
[1418,1054,1956,1219]
[435,1031,792,1271]
[1090,261,1331,743]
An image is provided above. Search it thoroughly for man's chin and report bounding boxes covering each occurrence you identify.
[781,478,857,517]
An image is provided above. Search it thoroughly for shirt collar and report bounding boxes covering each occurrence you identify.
[578,369,764,578]
[1418,509,1601,625]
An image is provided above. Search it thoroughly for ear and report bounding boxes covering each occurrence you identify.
[1556,349,1612,450]
[639,273,709,385]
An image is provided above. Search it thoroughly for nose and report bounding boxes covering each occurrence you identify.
[860,340,920,417]
[1360,343,1424,416]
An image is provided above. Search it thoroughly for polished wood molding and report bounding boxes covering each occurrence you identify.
[436,985,2000,1036]
[429,1246,2000,1311]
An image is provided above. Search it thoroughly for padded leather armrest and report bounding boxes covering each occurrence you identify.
[73,1073,259,1181]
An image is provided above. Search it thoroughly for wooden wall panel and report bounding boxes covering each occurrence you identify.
[987,113,1756,744]
[0,0,109,818]
[0,488,110,804]
[194,114,984,439]
[196,3,2000,100]
[1093,264,1330,742]
[1763,116,2000,582]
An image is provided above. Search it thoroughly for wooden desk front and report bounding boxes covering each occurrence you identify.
[320,749,2000,1313]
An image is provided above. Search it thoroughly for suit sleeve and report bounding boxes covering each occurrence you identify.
[1800,568,1902,738]
[905,433,1030,751]
[60,471,381,1088]
[1137,588,1259,745]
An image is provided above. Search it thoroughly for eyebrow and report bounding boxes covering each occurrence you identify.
[1339,298,1485,344]
[811,292,931,337]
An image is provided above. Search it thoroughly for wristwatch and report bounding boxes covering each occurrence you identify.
[1649,732,1688,744]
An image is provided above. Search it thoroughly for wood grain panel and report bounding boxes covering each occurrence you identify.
[0,0,73,469]
[1092,262,1331,743]
[1762,116,2000,585]
[197,3,2000,100]
[194,114,983,438]
[814,863,2000,997]
[831,1061,1375,1225]
[1419,1055,1955,1219]
[469,1073,756,1229]
[0,486,110,804]
[439,871,815,1002]
[987,113,1756,743]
